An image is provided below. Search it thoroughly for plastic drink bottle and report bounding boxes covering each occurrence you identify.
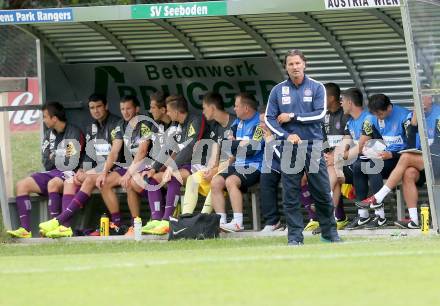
[100,213,110,236]
[421,204,430,234]
[134,217,142,241]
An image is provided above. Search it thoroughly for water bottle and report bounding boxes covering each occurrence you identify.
[134,217,142,241]
[100,213,109,236]
[421,204,430,234]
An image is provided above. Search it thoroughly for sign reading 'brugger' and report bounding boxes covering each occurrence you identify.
[0,8,73,24]
[132,1,227,19]
[324,0,400,9]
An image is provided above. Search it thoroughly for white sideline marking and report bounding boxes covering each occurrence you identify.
[1,249,440,275]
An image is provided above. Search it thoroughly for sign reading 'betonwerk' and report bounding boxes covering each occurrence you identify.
[132,1,227,19]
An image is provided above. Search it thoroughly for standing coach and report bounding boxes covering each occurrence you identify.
[265,49,340,245]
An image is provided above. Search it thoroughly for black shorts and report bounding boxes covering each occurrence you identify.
[343,165,354,185]
[218,165,260,192]
[416,170,426,187]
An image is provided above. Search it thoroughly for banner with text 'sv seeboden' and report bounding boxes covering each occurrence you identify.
[0,8,73,24]
[132,1,227,19]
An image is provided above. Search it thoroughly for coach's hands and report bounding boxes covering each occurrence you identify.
[277,113,292,124]
[287,134,302,145]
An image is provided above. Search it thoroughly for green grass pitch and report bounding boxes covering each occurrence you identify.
[0,236,439,306]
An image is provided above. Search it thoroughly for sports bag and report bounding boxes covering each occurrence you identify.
[168,213,220,240]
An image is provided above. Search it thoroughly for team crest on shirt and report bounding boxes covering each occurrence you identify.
[303,88,313,102]
[188,123,196,137]
[65,142,77,157]
[140,123,152,138]
[91,124,98,136]
[210,131,216,138]
[253,126,264,141]
[110,128,118,141]
[282,96,291,104]
[42,139,49,152]
[176,134,182,142]
[282,86,290,95]
[363,120,373,135]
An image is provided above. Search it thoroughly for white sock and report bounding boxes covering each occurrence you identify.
[409,207,419,225]
[359,208,369,218]
[233,213,243,226]
[217,213,227,224]
[374,185,391,203]
[375,208,385,219]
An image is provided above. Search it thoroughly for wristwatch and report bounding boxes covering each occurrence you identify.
[288,113,295,119]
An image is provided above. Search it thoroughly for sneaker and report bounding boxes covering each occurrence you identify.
[320,236,343,243]
[394,220,420,229]
[7,227,32,238]
[365,216,387,230]
[39,218,59,236]
[220,221,244,233]
[46,225,73,238]
[346,216,371,230]
[88,229,100,236]
[304,219,319,231]
[287,240,304,247]
[149,220,170,235]
[260,221,284,232]
[141,220,161,234]
[336,217,350,230]
[355,196,383,209]
[109,223,127,236]
[124,226,134,237]
[312,227,321,235]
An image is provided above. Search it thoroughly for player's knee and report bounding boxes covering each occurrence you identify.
[130,178,141,191]
[399,153,410,165]
[403,168,419,183]
[16,178,29,194]
[82,176,95,189]
[225,176,239,190]
[211,176,224,191]
[47,179,62,193]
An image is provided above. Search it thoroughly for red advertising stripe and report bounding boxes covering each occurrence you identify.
[7,78,40,132]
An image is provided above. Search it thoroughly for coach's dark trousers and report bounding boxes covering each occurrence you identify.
[260,169,282,226]
[281,143,338,243]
